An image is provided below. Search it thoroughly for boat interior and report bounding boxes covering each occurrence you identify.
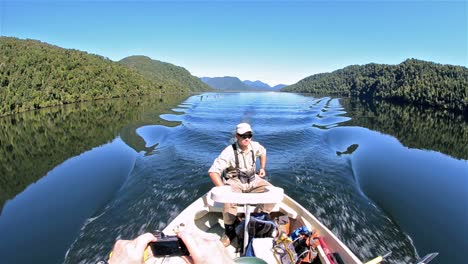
[160,186,342,264]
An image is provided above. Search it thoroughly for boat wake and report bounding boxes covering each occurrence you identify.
[63,93,418,264]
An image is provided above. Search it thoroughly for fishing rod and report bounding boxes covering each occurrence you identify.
[365,251,439,264]
[415,252,439,264]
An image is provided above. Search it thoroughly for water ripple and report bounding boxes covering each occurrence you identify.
[63,93,422,264]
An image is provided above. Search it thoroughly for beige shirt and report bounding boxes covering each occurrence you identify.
[208,141,266,178]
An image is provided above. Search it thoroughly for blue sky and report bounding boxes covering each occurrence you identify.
[1,0,466,86]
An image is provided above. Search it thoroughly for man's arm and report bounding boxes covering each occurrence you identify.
[209,147,230,186]
[209,172,224,186]
[258,154,266,177]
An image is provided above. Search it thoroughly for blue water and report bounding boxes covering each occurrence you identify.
[0,92,466,264]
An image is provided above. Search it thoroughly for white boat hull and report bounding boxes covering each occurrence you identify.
[158,187,363,264]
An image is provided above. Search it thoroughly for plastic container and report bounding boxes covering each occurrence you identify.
[233,257,268,264]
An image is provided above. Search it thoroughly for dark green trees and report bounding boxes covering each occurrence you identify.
[283,59,468,113]
[0,37,211,116]
[118,55,212,93]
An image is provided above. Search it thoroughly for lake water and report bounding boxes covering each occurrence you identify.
[0,92,466,264]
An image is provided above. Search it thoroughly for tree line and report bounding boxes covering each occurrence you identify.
[0,94,187,211]
[119,55,212,93]
[0,37,211,116]
[282,59,468,113]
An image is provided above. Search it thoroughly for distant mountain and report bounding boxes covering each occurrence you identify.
[242,80,287,91]
[200,76,251,91]
[243,80,271,90]
[201,77,287,91]
[282,59,468,113]
[272,84,287,90]
[119,56,212,93]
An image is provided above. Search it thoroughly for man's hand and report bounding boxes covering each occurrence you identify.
[108,233,156,264]
[258,168,266,177]
[178,230,234,264]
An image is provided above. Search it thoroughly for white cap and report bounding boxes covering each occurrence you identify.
[236,123,253,134]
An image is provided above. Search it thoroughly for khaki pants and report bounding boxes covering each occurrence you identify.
[223,175,275,225]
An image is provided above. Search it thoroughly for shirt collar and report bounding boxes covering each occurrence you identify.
[235,142,252,153]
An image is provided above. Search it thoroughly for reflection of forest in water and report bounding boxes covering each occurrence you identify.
[0,94,186,211]
[2,93,466,212]
[341,98,468,160]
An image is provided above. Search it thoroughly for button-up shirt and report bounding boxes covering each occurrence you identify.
[209,141,266,179]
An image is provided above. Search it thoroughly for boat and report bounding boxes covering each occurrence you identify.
[154,185,366,264]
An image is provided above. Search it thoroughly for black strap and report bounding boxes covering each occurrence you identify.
[231,143,255,170]
[231,144,256,183]
[232,143,240,169]
[233,143,251,183]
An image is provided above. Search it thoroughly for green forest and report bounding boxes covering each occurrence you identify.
[119,55,212,93]
[282,59,468,113]
[2,37,467,116]
[0,37,211,116]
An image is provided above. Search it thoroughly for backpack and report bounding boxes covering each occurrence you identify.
[235,213,277,254]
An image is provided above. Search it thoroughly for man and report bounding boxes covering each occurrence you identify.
[208,122,274,247]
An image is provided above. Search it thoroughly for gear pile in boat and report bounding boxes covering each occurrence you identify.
[229,212,341,264]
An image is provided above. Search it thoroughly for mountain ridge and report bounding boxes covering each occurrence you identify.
[119,55,212,93]
[1,37,465,115]
[201,76,286,91]
[200,76,251,91]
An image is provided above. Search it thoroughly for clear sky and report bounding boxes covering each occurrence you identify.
[1,0,466,86]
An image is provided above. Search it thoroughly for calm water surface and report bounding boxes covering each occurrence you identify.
[0,92,466,264]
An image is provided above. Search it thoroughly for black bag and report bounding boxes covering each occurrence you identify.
[235,213,277,253]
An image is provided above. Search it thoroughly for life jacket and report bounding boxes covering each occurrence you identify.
[290,226,320,263]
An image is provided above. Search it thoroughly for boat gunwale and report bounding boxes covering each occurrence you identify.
[161,188,363,264]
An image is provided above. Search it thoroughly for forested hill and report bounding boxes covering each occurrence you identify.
[0,37,203,117]
[119,56,212,93]
[282,59,468,113]
[200,76,251,91]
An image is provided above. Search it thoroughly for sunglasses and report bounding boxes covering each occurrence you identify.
[237,133,253,139]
